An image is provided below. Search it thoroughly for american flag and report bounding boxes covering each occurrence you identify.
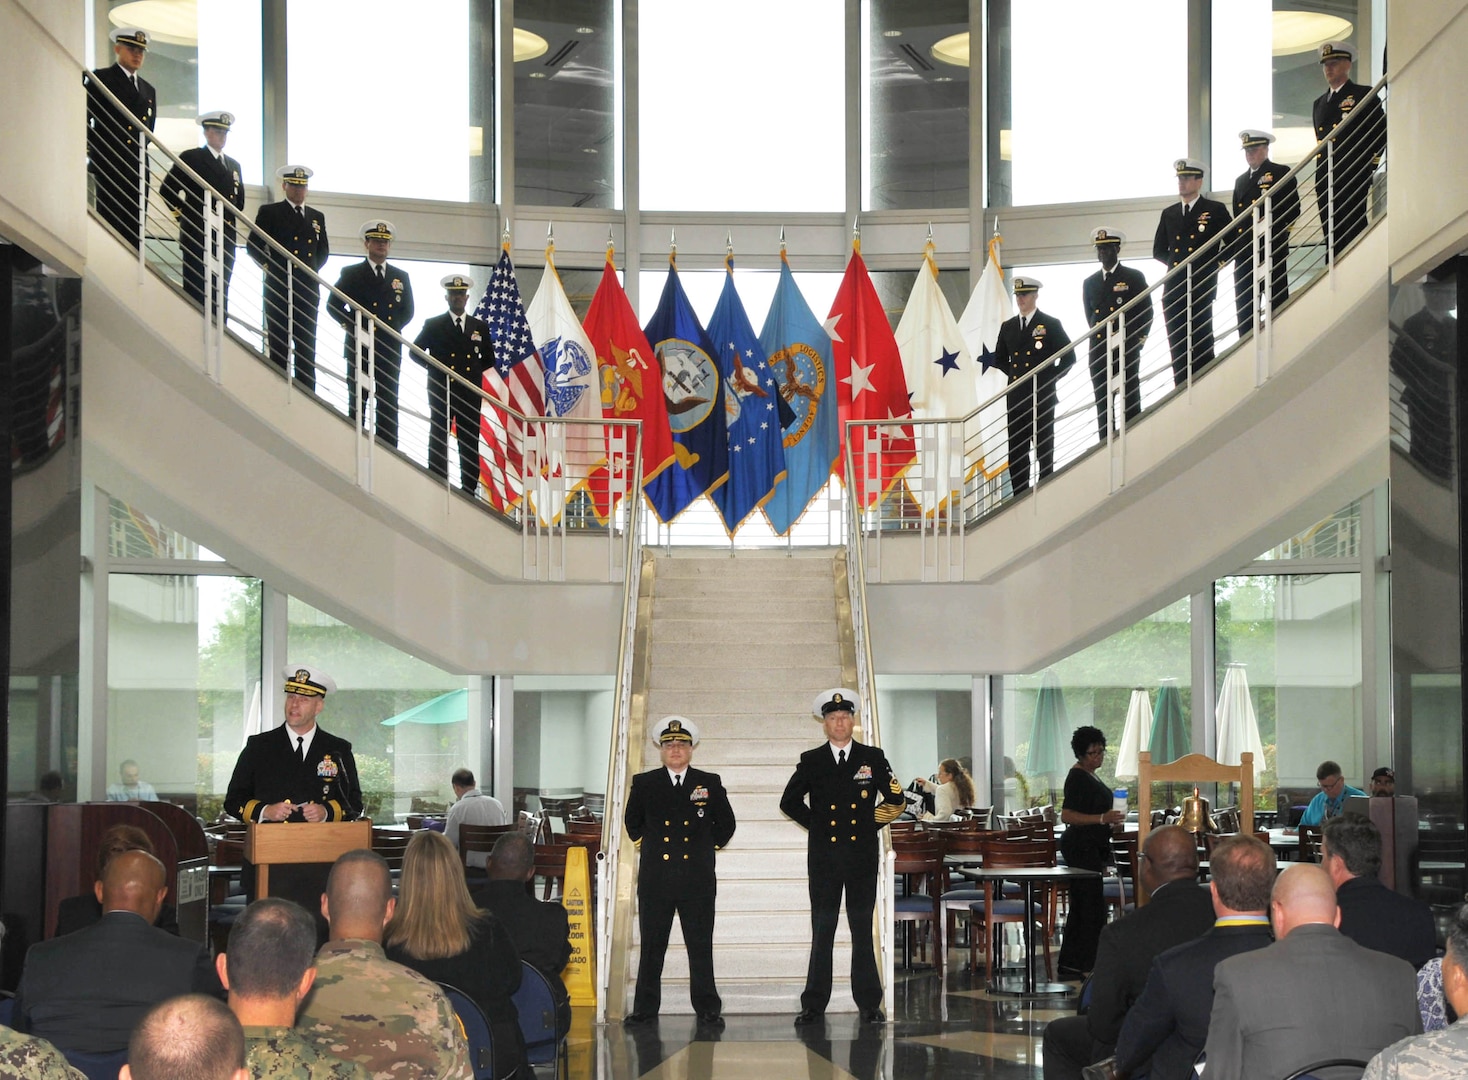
[474,248,546,511]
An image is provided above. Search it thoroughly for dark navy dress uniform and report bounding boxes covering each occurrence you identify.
[1312,74,1385,255]
[249,168,330,390]
[992,287,1073,495]
[1230,137,1301,333]
[414,279,494,493]
[327,231,414,448]
[624,752,735,1018]
[1153,185,1229,385]
[160,116,245,314]
[85,46,157,249]
[223,724,362,824]
[781,719,905,1016]
[1082,235,1153,441]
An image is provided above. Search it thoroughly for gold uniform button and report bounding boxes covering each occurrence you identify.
[851,803,857,809]
[851,835,858,841]
[683,854,689,860]
[831,820,837,826]
[861,791,869,799]
[683,820,689,826]
[665,820,671,826]
[664,837,670,842]
[830,804,837,810]
[663,854,670,860]
[831,837,837,843]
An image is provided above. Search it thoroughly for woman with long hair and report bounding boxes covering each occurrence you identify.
[911,758,976,820]
[385,830,526,1079]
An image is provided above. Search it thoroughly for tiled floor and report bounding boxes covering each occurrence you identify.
[559,960,1074,1079]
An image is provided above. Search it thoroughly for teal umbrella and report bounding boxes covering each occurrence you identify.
[1026,669,1071,798]
[381,688,468,727]
[1148,679,1189,763]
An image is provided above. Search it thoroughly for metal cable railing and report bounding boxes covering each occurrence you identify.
[852,77,1389,570]
[83,68,639,582]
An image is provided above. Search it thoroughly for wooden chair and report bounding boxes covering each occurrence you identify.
[532,843,568,900]
[371,828,411,871]
[566,819,603,839]
[893,842,945,967]
[458,823,516,876]
[1137,751,1253,903]
[968,838,1057,976]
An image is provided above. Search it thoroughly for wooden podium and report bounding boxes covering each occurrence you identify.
[244,820,372,898]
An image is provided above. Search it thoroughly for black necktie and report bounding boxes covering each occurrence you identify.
[838,749,846,768]
[455,316,463,334]
[1183,202,1191,217]
[674,774,682,789]
[375,264,384,281]
[296,736,304,763]
[296,205,305,220]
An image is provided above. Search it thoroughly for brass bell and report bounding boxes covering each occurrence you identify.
[1178,787,1215,835]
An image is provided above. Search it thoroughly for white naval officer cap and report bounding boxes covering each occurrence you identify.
[1012,276,1043,294]
[813,688,860,720]
[283,664,336,698]
[1174,158,1207,178]
[1090,227,1126,246]
[277,165,314,185]
[1318,41,1357,64]
[441,274,475,291]
[361,220,396,242]
[198,110,235,130]
[110,27,149,49]
[1239,129,1276,149]
[651,715,700,747]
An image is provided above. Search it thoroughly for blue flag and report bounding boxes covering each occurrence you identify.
[706,260,788,532]
[642,263,730,523]
[758,258,839,535]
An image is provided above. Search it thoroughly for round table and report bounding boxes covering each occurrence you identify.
[958,864,1100,996]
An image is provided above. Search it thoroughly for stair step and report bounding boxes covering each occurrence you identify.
[621,980,858,1017]
[648,640,841,670]
[652,597,835,621]
[630,941,851,984]
[694,739,814,766]
[649,619,839,645]
[647,665,843,691]
[655,572,835,596]
[644,689,830,716]
[654,555,838,580]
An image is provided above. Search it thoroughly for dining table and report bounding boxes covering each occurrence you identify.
[957,864,1100,996]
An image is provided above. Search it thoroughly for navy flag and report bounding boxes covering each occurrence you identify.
[642,260,730,523]
[707,257,788,532]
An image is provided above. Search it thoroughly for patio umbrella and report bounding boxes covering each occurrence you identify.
[381,688,468,726]
[1149,679,1189,807]
[1216,663,1266,781]
[1113,687,1151,782]
[1026,669,1071,799]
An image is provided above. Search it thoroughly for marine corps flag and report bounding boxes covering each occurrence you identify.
[707,256,787,533]
[581,249,676,523]
[828,240,915,507]
[642,257,730,524]
[760,253,839,535]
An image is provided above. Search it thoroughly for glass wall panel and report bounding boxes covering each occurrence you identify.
[999,599,1191,815]
[864,0,969,210]
[638,0,845,212]
[287,0,475,202]
[1215,574,1362,813]
[1255,500,1362,561]
[987,0,1187,207]
[108,496,224,561]
[876,675,973,815]
[514,0,616,208]
[512,676,614,823]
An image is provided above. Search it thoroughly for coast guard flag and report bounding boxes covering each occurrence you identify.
[759,256,838,535]
[957,233,1014,479]
[525,245,601,524]
[581,252,675,522]
[642,260,729,524]
[475,247,546,512]
[707,258,787,532]
[828,244,915,507]
[896,246,979,514]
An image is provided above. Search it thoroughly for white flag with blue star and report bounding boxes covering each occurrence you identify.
[957,234,1013,481]
[896,246,978,515]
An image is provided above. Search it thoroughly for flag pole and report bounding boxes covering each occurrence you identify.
[779,224,787,263]
[852,215,861,254]
[669,226,677,267]
[725,230,734,273]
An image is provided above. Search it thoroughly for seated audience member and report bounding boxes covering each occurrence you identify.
[444,767,508,870]
[1324,814,1437,969]
[1202,863,1420,1080]
[474,832,573,1032]
[1417,957,1455,1033]
[120,995,248,1080]
[1366,905,1468,1076]
[16,850,222,1054]
[297,849,473,1080]
[217,897,370,1079]
[1370,766,1396,797]
[106,759,159,801]
[54,824,179,937]
[0,923,84,1079]
[386,830,526,1080]
[1111,835,1277,1080]
[1299,759,1367,825]
[29,771,64,802]
[1042,826,1215,1080]
[911,758,976,821]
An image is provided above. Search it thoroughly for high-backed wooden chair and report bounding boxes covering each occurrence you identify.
[532,842,569,900]
[893,842,945,967]
[371,828,411,871]
[1137,751,1253,903]
[968,838,1057,976]
[457,823,516,877]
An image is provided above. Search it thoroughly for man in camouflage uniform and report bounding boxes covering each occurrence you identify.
[1364,902,1468,1078]
[0,1028,84,1080]
[218,897,370,1079]
[296,850,472,1080]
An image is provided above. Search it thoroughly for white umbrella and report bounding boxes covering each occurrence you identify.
[1216,663,1266,781]
[1113,687,1151,781]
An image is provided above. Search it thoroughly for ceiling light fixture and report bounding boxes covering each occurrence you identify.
[514,27,550,62]
[931,32,970,68]
[1272,11,1352,56]
[109,0,197,46]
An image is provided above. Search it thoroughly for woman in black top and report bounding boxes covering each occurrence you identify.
[1057,725,1126,975]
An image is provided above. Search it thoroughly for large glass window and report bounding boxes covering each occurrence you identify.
[876,675,973,807]
[513,676,615,822]
[638,0,845,212]
[987,0,1187,207]
[864,0,970,210]
[515,0,617,208]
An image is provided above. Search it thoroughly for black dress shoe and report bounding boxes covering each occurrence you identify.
[695,1012,725,1028]
[623,1012,657,1025]
[860,1008,886,1024]
[793,1009,824,1026]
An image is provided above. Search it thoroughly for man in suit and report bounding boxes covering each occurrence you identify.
[993,277,1073,496]
[474,833,573,1034]
[160,111,245,314]
[623,716,736,1027]
[414,275,493,492]
[15,850,222,1054]
[1202,863,1420,1080]
[327,221,414,447]
[223,664,361,825]
[781,689,906,1026]
[1041,825,1215,1080]
[122,995,248,1080]
[1313,41,1386,256]
[86,27,157,249]
[1230,129,1301,335]
[1364,902,1468,1078]
[1324,814,1437,969]
[1082,228,1152,441]
[1111,835,1277,1080]
[1153,158,1229,386]
[248,165,329,391]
